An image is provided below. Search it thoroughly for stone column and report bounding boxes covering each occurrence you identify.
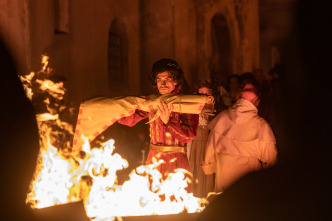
[235,0,260,73]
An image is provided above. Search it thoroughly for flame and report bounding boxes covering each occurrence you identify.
[22,55,78,208]
[19,72,35,100]
[81,138,207,219]
[27,134,208,219]
[36,113,58,121]
[36,79,65,100]
[19,55,65,103]
[41,55,50,72]
[26,141,81,208]
[22,55,210,220]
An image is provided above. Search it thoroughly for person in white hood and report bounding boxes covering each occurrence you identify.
[202,80,278,193]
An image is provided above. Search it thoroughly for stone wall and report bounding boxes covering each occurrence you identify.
[0,0,297,102]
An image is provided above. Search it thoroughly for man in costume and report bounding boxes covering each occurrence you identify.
[202,79,278,193]
[118,58,199,177]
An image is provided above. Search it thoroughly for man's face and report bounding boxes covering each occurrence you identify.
[240,83,260,106]
[156,71,177,94]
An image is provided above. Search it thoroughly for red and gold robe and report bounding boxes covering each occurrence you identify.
[118,109,198,176]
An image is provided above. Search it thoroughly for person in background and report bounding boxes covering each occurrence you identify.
[253,68,270,97]
[268,63,286,122]
[214,74,241,114]
[117,58,199,179]
[240,72,273,127]
[202,78,278,193]
[186,81,215,197]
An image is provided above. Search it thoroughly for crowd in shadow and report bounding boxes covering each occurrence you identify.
[195,1,331,220]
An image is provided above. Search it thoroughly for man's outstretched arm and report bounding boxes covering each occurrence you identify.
[117,110,148,127]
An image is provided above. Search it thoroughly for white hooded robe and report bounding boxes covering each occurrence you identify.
[202,98,278,192]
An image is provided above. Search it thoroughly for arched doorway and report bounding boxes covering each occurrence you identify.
[210,13,232,87]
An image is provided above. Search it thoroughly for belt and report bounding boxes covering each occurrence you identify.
[150,143,186,153]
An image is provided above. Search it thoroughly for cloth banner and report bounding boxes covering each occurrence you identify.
[72,94,214,152]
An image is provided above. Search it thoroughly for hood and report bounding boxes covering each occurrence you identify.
[229,98,258,123]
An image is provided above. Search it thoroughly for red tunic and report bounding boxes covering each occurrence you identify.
[118,108,198,177]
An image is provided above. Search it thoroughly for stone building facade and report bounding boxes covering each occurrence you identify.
[0,0,297,103]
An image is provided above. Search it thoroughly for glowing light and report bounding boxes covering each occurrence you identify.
[21,55,210,220]
[26,142,80,208]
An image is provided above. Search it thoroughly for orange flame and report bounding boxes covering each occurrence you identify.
[41,55,50,72]
[19,72,35,100]
[81,138,207,219]
[27,135,208,219]
[22,55,210,220]
[36,79,65,100]
[26,141,81,208]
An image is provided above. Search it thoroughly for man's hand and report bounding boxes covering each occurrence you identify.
[157,101,173,124]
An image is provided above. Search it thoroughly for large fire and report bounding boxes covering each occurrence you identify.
[20,55,210,220]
